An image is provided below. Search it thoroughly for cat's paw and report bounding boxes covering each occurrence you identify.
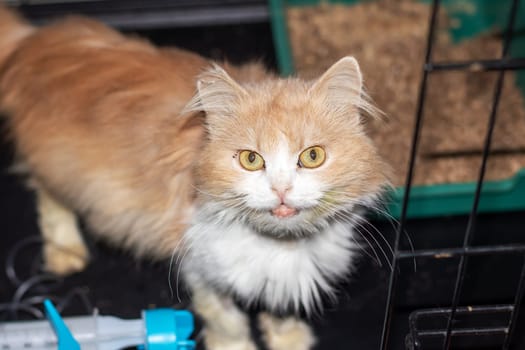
[204,332,257,350]
[43,242,89,276]
[259,312,316,350]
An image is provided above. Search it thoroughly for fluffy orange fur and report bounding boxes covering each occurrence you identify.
[0,6,390,349]
[0,5,275,257]
[0,8,206,257]
[0,6,387,258]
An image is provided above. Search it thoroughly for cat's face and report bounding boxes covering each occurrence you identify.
[189,57,388,237]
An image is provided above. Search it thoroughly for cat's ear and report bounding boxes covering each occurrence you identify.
[183,64,247,117]
[309,56,364,113]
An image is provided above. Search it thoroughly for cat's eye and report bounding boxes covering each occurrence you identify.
[238,150,265,171]
[298,146,326,169]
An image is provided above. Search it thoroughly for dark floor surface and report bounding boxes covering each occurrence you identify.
[1,17,525,350]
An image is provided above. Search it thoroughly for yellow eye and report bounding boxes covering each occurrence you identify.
[299,146,326,169]
[238,150,265,171]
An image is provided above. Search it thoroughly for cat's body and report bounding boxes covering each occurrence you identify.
[0,12,206,257]
[0,5,388,350]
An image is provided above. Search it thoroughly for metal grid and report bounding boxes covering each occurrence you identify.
[380,0,525,349]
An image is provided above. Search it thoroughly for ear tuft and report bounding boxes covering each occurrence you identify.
[182,64,247,116]
[309,56,365,114]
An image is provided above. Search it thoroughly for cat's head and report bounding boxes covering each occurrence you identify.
[186,57,389,238]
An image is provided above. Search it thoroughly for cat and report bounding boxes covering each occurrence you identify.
[0,5,389,350]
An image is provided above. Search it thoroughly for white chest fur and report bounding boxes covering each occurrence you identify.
[182,209,358,312]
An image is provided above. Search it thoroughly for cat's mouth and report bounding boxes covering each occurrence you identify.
[271,204,298,218]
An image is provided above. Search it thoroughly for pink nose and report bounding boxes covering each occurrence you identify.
[272,186,291,203]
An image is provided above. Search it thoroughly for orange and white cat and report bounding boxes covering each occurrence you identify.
[0,5,388,350]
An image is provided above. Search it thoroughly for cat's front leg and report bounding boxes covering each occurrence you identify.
[33,180,89,275]
[259,312,316,350]
[189,281,257,350]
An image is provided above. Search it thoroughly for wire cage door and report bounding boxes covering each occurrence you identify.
[379,0,525,349]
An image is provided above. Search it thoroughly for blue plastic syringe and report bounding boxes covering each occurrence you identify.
[0,300,195,350]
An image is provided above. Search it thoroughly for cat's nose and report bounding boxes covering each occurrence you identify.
[271,185,291,203]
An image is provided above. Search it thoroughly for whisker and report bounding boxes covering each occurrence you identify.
[191,185,232,199]
[346,217,393,272]
[364,202,417,272]
[316,201,384,267]
[317,199,393,271]
[322,190,417,272]
[175,244,193,304]
[355,213,395,259]
[168,235,190,300]
[350,229,383,267]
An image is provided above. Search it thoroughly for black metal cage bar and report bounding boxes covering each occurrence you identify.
[442,0,520,348]
[379,0,442,348]
[380,0,525,349]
